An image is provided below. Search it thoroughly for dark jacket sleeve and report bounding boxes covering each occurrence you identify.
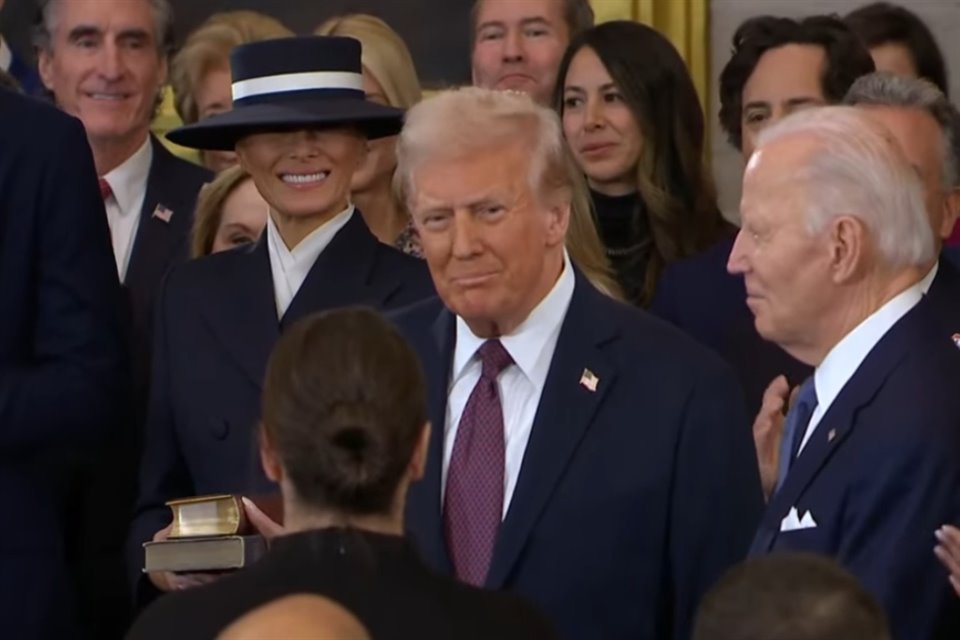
[127,269,194,605]
[0,109,127,453]
[668,359,764,639]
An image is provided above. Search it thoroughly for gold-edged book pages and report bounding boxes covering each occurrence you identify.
[167,494,246,538]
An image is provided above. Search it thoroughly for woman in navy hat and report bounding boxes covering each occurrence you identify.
[128,36,435,602]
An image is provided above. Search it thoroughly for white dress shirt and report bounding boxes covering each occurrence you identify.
[442,251,576,518]
[798,283,923,453]
[0,38,11,73]
[266,205,354,319]
[101,137,152,282]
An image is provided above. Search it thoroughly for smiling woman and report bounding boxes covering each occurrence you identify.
[130,36,435,604]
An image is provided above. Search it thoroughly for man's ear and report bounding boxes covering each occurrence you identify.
[828,215,866,284]
[940,189,960,240]
[546,196,571,248]
[37,47,56,94]
[258,423,284,484]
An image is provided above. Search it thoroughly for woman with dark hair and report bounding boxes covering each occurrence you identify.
[127,308,555,640]
[555,20,729,306]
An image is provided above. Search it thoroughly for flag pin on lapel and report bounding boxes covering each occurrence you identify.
[579,368,599,392]
[152,203,173,224]
[952,333,960,349]
[828,428,837,443]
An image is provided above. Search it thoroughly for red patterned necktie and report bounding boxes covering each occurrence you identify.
[444,339,512,586]
[98,178,113,201]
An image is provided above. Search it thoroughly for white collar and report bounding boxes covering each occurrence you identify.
[0,38,11,73]
[452,250,575,392]
[266,204,354,264]
[814,284,923,416]
[920,260,939,294]
[101,136,153,213]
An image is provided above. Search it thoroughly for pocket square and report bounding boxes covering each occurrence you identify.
[780,506,818,532]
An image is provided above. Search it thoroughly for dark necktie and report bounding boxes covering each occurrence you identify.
[98,178,113,201]
[444,339,512,586]
[774,377,818,493]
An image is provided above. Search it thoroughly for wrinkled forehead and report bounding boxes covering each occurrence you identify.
[474,0,565,30]
[50,0,158,37]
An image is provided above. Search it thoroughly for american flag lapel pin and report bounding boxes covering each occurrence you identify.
[952,333,960,349]
[152,203,174,224]
[579,368,599,392]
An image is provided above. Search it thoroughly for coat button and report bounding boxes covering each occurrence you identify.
[210,418,229,441]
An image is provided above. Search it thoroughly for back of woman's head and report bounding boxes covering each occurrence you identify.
[261,308,428,515]
[555,21,725,302]
[315,14,422,109]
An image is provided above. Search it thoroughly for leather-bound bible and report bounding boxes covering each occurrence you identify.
[142,493,283,574]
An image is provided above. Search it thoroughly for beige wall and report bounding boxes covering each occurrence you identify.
[709,0,960,222]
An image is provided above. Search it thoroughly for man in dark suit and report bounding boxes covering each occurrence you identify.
[390,86,763,640]
[0,0,42,94]
[0,88,127,639]
[34,0,210,634]
[734,105,960,637]
[650,16,876,417]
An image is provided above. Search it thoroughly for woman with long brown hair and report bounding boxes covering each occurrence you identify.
[555,21,730,306]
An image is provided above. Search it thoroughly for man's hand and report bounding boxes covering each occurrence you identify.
[753,375,791,501]
[146,523,221,592]
[935,525,960,597]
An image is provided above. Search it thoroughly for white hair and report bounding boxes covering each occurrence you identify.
[395,86,570,206]
[844,71,960,189]
[754,105,934,268]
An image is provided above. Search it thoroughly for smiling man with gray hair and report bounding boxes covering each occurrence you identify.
[732,105,960,638]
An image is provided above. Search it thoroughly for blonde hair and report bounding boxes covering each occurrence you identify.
[397,86,619,298]
[190,165,252,258]
[171,11,293,125]
[315,14,422,109]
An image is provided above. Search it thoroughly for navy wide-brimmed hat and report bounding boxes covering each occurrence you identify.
[167,36,404,151]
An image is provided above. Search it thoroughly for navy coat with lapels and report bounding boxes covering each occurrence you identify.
[128,211,434,602]
[749,296,960,639]
[391,267,764,640]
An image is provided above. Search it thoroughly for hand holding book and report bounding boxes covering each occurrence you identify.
[241,496,286,539]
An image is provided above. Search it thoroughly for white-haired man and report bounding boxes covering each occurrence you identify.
[389,86,763,640]
[733,106,960,638]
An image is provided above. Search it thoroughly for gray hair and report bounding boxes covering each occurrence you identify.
[844,71,960,189]
[33,0,175,56]
[755,105,934,268]
[396,86,571,208]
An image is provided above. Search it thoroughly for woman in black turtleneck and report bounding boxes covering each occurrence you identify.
[555,21,732,307]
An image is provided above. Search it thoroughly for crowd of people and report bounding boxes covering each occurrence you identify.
[3,0,960,638]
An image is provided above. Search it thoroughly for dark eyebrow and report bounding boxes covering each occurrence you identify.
[743,101,771,111]
[784,97,822,108]
[67,25,102,42]
[116,28,151,42]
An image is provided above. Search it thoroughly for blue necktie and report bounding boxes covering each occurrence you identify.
[774,377,818,493]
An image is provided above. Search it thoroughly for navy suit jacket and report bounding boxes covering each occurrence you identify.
[129,212,434,602]
[750,298,960,638]
[392,271,764,640]
[0,90,127,638]
[650,235,812,414]
[943,246,960,271]
[928,258,960,331]
[7,50,43,96]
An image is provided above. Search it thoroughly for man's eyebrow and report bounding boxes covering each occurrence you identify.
[477,20,506,32]
[67,25,102,42]
[744,100,771,111]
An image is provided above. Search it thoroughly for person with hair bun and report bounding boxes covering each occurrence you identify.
[128,308,556,640]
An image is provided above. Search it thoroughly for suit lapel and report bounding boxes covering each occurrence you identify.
[197,239,279,389]
[406,308,456,573]
[280,212,399,327]
[485,274,619,588]
[754,301,924,553]
[126,137,194,292]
